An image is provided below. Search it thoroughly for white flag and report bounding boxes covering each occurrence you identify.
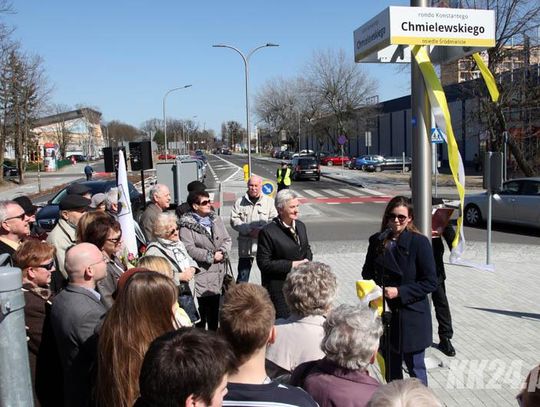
[117,149,138,256]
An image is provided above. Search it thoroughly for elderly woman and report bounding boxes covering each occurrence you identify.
[179,190,231,331]
[265,261,337,379]
[256,189,313,318]
[13,240,56,406]
[145,212,199,323]
[291,304,383,406]
[362,196,437,386]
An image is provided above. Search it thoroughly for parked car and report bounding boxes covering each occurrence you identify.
[365,156,412,172]
[35,180,144,232]
[291,156,320,181]
[292,149,315,158]
[158,153,176,160]
[464,177,540,228]
[220,147,232,155]
[3,163,18,177]
[66,154,87,162]
[320,155,352,166]
[352,155,385,170]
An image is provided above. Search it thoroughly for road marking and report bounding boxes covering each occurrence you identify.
[360,187,387,196]
[339,188,363,195]
[325,189,346,197]
[326,202,341,205]
[302,189,323,197]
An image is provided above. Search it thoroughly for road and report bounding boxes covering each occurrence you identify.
[206,153,540,246]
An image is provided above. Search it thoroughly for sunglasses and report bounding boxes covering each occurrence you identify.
[35,260,55,271]
[4,212,26,222]
[197,199,211,206]
[387,213,408,222]
[168,226,179,235]
[107,235,123,244]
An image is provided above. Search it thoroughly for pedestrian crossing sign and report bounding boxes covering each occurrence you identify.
[431,127,445,144]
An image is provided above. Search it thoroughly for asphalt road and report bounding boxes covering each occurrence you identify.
[208,153,540,246]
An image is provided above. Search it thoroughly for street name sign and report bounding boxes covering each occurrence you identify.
[354,6,495,64]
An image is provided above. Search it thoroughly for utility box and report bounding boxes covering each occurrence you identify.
[156,159,200,205]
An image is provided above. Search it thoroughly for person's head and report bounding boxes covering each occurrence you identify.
[58,194,90,227]
[219,283,275,364]
[246,176,263,199]
[80,214,122,257]
[153,212,180,242]
[281,161,288,168]
[187,180,207,193]
[90,193,107,211]
[187,190,212,217]
[105,188,119,214]
[283,261,337,317]
[13,196,38,224]
[517,364,540,407]
[76,211,113,243]
[138,327,235,407]
[137,256,174,279]
[64,243,107,285]
[321,304,382,370]
[366,378,442,407]
[381,196,419,236]
[98,271,178,407]
[275,189,300,224]
[149,184,171,210]
[0,201,30,241]
[66,183,92,199]
[13,240,56,288]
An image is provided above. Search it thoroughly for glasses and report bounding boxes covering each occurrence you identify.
[107,235,123,244]
[33,260,55,271]
[168,226,179,235]
[88,255,108,268]
[197,199,211,206]
[4,212,26,222]
[386,213,408,222]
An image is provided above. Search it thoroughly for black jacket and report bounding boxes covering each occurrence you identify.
[362,229,437,353]
[256,218,313,284]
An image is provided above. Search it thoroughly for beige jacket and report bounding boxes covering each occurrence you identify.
[230,194,277,258]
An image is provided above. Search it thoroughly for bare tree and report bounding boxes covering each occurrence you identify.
[462,0,540,176]
[105,120,141,147]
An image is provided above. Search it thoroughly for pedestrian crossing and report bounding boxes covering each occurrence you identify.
[294,186,391,205]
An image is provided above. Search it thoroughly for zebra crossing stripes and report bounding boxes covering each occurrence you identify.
[302,189,323,198]
[325,189,346,197]
[295,186,391,205]
[359,187,388,197]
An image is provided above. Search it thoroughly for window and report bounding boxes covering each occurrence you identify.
[520,181,540,196]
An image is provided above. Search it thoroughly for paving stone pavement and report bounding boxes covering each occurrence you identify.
[228,239,539,407]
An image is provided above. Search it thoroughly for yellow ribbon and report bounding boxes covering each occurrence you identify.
[472,53,500,103]
[411,45,466,258]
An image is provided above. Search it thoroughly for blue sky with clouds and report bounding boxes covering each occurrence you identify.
[7,1,412,135]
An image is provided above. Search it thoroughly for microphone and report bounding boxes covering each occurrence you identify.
[378,227,393,241]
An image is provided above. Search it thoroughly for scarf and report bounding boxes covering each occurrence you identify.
[192,212,213,230]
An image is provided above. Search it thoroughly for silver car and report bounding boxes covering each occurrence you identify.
[464,177,540,228]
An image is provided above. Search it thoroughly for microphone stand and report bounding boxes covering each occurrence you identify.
[377,240,392,383]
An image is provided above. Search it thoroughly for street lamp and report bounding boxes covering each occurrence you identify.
[162,84,192,161]
[212,43,279,176]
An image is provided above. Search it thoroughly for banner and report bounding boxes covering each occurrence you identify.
[117,149,138,256]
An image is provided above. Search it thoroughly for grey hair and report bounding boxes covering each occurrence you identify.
[321,304,383,370]
[366,378,442,407]
[275,189,298,211]
[105,188,118,210]
[149,184,167,202]
[282,261,337,317]
[153,211,178,238]
[0,200,19,223]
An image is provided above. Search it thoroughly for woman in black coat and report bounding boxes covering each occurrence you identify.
[257,189,312,318]
[362,196,437,386]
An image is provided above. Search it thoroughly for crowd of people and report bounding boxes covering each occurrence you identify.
[1,177,537,407]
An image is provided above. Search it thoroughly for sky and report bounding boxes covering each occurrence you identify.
[6,1,412,136]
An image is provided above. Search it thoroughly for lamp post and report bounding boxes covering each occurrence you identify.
[162,84,192,161]
[212,43,279,177]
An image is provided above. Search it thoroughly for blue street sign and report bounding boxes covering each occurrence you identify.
[262,182,275,196]
[337,135,347,145]
[431,127,445,144]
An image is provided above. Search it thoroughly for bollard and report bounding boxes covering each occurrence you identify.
[243,164,249,182]
[0,266,34,407]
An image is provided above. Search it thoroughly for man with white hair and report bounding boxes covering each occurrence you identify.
[139,184,171,241]
[230,175,277,283]
[0,200,31,263]
[50,242,108,406]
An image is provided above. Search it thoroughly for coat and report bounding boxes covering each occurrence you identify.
[139,202,162,242]
[145,238,199,286]
[362,229,437,353]
[96,256,127,310]
[291,358,380,407]
[230,193,277,258]
[179,211,232,297]
[47,218,77,280]
[50,284,106,406]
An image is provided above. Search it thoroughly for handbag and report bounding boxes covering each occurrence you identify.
[222,256,236,295]
[178,282,200,323]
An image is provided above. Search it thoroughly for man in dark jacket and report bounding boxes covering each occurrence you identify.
[257,189,312,318]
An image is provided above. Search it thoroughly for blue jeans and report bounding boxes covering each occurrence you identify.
[388,349,428,386]
[237,257,254,283]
